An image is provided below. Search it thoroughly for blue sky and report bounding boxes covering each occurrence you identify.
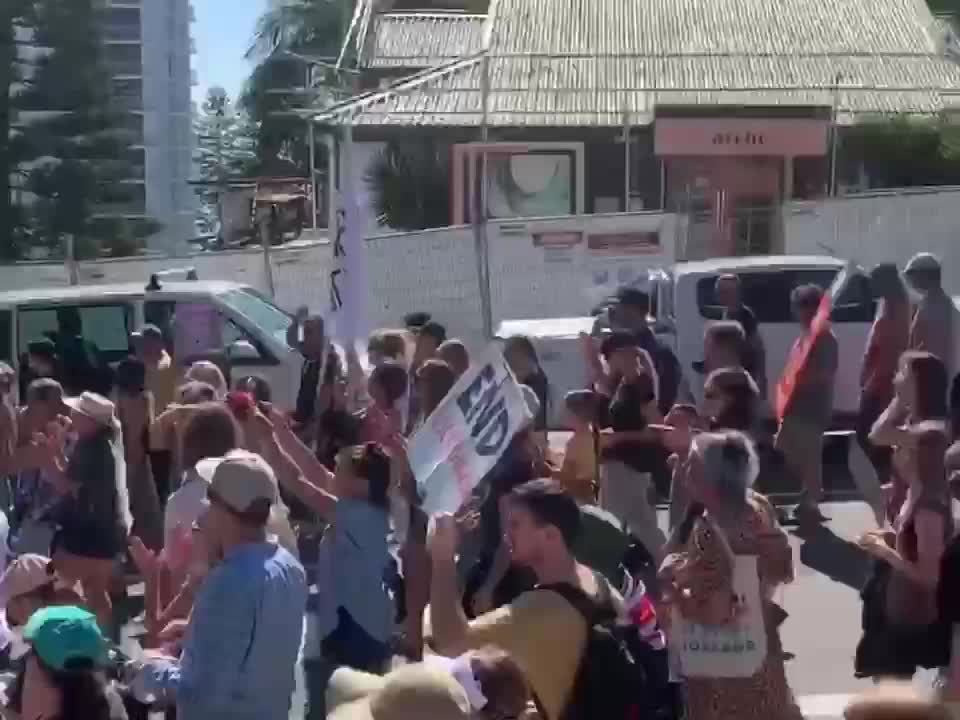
[193,0,266,103]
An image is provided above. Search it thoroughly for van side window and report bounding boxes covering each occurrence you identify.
[696,268,872,324]
[18,304,132,363]
[223,318,274,366]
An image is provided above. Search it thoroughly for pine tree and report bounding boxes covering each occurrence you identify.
[15,0,158,259]
[193,87,257,229]
[0,0,35,259]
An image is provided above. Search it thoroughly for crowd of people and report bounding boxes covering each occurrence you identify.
[0,251,959,720]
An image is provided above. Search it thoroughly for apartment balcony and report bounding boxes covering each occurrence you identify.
[101,24,141,43]
[101,7,141,43]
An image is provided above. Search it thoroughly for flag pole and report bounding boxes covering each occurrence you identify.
[473,50,494,340]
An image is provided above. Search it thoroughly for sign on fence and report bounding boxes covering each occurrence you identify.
[408,345,532,516]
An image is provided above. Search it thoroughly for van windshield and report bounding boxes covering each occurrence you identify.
[220,289,292,345]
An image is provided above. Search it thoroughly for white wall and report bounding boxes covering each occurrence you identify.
[5,187,958,352]
[784,187,960,293]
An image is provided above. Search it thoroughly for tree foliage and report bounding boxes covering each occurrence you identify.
[194,87,257,229]
[240,0,353,176]
[840,117,960,190]
[365,140,451,230]
[13,0,158,258]
[0,0,36,259]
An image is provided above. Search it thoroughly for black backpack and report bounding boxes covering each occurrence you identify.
[536,575,678,720]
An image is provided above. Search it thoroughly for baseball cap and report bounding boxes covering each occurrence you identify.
[27,339,56,358]
[0,554,54,606]
[23,606,108,671]
[206,450,278,518]
[905,253,941,274]
[327,664,472,720]
[615,286,650,308]
[137,323,164,340]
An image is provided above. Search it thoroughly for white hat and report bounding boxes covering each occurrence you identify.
[65,392,116,427]
[327,664,472,720]
[204,450,279,517]
[0,554,53,606]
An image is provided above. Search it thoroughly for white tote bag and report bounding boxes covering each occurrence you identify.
[670,521,768,678]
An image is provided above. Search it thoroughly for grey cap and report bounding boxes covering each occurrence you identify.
[905,253,941,273]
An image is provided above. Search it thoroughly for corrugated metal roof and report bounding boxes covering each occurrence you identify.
[361,12,485,69]
[317,0,960,126]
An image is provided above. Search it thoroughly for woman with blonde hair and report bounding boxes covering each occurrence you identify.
[856,421,952,680]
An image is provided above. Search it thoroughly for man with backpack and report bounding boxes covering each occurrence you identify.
[428,479,672,720]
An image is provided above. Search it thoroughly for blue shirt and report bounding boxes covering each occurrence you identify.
[306,499,391,657]
[141,542,307,720]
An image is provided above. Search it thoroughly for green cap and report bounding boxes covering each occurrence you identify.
[24,606,108,671]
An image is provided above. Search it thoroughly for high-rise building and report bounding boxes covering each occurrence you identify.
[102,0,195,254]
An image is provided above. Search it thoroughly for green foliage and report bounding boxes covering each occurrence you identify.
[365,140,451,230]
[13,0,159,258]
[194,87,258,224]
[0,0,37,259]
[240,0,353,176]
[840,117,960,189]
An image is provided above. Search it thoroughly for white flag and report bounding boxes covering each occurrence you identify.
[327,162,369,345]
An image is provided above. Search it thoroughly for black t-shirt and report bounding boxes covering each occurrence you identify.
[294,350,341,423]
[628,328,680,415]
[724,304,758,339]
[601,375,662,473]
[939,534,960,625]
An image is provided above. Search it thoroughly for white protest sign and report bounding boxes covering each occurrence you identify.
[327,140,370,346]
[408,344,532,516]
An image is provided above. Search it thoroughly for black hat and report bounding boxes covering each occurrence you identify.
[614,286,650,309]
[135,323,164,341]
[404,312,432,332]
[27,339,56,359]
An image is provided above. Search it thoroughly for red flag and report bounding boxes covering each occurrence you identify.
[775,262,854,422]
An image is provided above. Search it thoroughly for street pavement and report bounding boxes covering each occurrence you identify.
[281,499,928,720]
[117,433,938,719]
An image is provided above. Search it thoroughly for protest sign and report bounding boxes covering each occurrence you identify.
[408,344,532,516]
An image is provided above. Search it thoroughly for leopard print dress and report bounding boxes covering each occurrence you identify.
[661,495,803,720]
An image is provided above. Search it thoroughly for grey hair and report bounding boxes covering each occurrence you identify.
[692,430,759,505]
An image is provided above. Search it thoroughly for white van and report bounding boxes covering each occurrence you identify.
[500,256,879,427]
[0,277,303,408]
[647,255,875,422]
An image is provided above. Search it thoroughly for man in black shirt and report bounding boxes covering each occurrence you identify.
[610,287,681,415]
[286,309,341,440]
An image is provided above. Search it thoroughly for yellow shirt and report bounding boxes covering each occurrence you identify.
[145,351,177,414]
[557,431,597,504]
[436,590,589,720]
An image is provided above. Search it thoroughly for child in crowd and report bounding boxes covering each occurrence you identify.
[555,390,602,504]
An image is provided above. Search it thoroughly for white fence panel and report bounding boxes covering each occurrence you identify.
[784,187,960,294]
